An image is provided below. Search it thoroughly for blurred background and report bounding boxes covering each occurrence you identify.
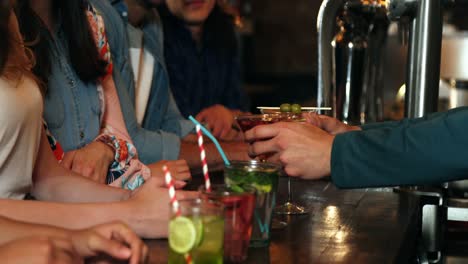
[226,0,468,118]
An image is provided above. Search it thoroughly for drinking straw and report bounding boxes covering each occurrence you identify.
[188,116,230,166]
[188,117,267,241]
[195,125,212,192]
[164,165,192,264]
[163,165,180,216]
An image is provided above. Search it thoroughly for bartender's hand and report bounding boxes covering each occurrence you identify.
[303,112,361,135]
[61,142,114,184]
[245,122,334,180]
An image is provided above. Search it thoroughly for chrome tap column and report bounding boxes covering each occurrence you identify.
[387,0,443,118]
[317,0,345,115]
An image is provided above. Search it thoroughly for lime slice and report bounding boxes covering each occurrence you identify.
[198,217,224,252]
[229,184,245,193]
[192,217,204,247]
[252,182,272,193]
[169,216,197,254]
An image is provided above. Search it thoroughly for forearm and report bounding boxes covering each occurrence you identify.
[0,216,69,244]
[0,199,165,239]
[34,130,130,203]
[179,142,221,169]
[33,173,130,203]
[0,199,126,233]
[331,107,468,188]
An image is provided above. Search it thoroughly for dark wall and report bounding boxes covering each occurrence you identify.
[250,0,321,75]
[242,0,322,112]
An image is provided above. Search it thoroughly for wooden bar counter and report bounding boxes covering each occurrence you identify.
[145,175,421,264]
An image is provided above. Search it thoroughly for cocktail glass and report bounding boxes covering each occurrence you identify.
[200,184,256,262]
[168,198,224,264]
[224,160,281,247]
[235,114,309,215]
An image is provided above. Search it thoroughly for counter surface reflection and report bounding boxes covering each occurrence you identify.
[145,175,420,263]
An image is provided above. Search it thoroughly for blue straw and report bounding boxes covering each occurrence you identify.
[188,116,230,166]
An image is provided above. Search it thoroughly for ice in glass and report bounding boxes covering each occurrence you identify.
[200,184,256,263]
[224,160,281,247]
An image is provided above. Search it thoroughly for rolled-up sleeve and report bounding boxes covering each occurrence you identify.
[162,90,195,137]
[331,107,468,188]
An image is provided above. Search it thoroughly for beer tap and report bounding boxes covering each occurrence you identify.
[317,0,443,121]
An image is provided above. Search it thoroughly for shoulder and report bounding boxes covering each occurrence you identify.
[88,0,130,65]
[88,0,128,48]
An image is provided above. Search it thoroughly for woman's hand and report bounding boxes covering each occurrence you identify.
[0,236,82,264]
[148,160,191,189]
[126,177,198,238]
[303,112,361,135]
[70,221,147,264]
[61,142,114,184]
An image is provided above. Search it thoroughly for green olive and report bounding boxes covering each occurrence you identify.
[280,103,291,113]
[291,103,302,114]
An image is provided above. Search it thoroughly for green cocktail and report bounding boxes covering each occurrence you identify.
[168,199,224,264]
[224,160,281,247]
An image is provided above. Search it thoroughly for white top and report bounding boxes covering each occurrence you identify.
[0,76,43,199]
[127,24,155,125]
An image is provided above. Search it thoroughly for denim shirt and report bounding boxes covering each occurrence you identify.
[43,28,102,151]
[90,0,194,164]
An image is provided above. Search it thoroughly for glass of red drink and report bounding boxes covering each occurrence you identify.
[199,184,256,263]
[236,113,302,133]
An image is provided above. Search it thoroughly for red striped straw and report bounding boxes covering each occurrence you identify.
[163,165,192,264]
[196,124,211,192]
[163,165,180,216]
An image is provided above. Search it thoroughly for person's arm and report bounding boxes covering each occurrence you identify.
[178,140,250,171]
[0,216,70,244]
[360,108,464,130]
[332,107,468,188]
[32,129,131,203]
[0,236,81,264]
[0,216,147,264]
[2,176,195,238]
[304,108,463,134]
[32,129,197,238]
[159,89,195,138]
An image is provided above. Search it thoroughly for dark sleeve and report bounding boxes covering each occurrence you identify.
[361,110,449,130]
[222,54,249,111]
[331,107,468,188]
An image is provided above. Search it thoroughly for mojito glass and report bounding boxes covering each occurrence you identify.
[200,184,256,263]
[224,160,281,247]
[168,199,224,264]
